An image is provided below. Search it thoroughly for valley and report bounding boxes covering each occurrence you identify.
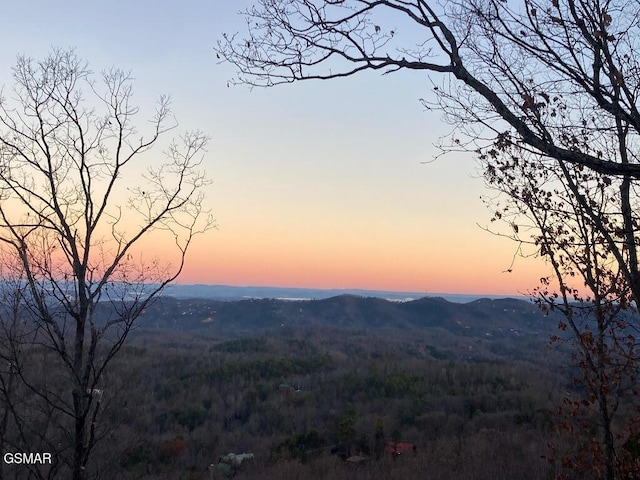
[81,295,571,479]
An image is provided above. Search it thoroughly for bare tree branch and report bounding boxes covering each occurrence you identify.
[0,48,214,480]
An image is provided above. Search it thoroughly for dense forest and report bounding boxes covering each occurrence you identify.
[2,295,571,480]
[1,295,584,479]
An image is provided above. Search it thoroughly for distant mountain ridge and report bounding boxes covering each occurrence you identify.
[134,294,559,342]
[162,284,522,303]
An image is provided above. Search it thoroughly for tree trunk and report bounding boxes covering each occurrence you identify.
[73,389,86,480]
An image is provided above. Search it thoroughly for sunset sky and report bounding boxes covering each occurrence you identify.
[0,0,550,295]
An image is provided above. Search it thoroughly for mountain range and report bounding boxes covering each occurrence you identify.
[129,294,564,361]
[161,284,521,303]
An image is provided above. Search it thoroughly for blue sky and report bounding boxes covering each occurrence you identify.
[0,1,548,294]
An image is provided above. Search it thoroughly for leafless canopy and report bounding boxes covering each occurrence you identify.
[217,0,640,178]
[0,48,214,479]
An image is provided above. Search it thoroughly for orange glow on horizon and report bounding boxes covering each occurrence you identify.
[174,228,551,296]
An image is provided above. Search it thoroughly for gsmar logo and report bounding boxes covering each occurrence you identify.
[3,453,52,464]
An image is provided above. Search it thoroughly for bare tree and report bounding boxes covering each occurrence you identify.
[217,2,640,478]
[0,48,214,480]
[216,1,640,170]
[482,145,640,479]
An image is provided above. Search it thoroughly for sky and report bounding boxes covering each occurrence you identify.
[0,0,550,296]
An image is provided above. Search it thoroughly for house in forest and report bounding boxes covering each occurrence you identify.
[384,441,417,457]
[278,383,295,394]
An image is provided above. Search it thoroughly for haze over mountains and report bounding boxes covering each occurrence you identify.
[162,284,524,303]
[130,290,563,361]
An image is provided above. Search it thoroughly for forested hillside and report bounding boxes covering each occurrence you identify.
[129,295,560,357]
[52,296,573,480]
